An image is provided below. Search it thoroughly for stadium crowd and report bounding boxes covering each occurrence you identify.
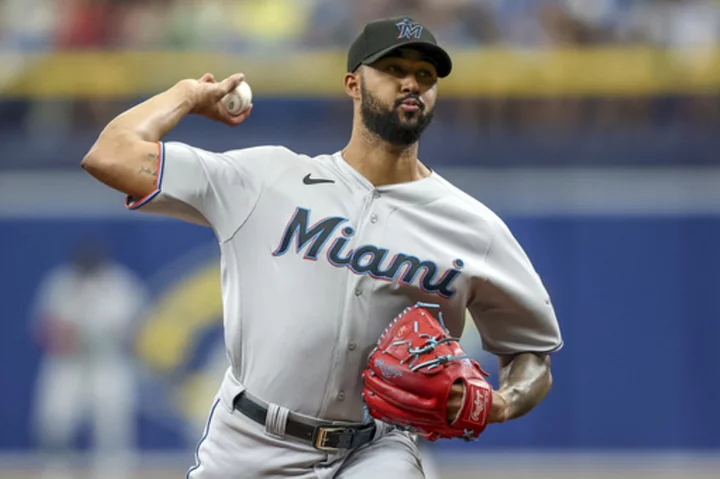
[1,0,719,51]
[0,0,718,140]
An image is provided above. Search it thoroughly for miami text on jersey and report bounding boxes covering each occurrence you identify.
[272,207,463,298]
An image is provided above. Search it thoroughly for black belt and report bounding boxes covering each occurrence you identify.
[233,393,376,451]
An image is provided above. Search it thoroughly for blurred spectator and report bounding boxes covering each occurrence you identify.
[413,0,499,45]
[29,239,147,479]
[624,0,720,48]
[163,0,232,49]
[0,0,56,51]
[302,0,357,48]
[53,0,120,49]
[233,0,315,50]
[114,0,175,49]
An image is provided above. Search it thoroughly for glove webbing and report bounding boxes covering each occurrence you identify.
[369,302,469,372]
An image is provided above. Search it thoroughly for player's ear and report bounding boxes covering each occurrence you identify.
[344,72,361,100]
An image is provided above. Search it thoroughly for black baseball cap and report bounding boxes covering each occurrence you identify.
[347,17,453,78]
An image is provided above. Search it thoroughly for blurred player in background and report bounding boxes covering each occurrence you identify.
[30,239,147,479]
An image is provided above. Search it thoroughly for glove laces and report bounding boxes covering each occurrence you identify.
[382,302,469,372]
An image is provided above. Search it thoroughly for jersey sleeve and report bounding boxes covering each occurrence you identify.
[126,141,288,242]
[468,218,563,356]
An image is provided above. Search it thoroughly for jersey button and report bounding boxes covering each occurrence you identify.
[354,286,362,296]
[370,214,378,224]
[348,342,357,351]
[372,191,381,200]
[337,391,346,401]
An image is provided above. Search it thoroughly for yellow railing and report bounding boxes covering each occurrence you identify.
[2,48,719,98]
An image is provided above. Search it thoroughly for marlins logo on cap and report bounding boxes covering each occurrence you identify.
[396,18,423,40]
[347,16,453,78]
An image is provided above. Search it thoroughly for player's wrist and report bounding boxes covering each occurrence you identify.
[488,389,510,424]
[172,79,201,112]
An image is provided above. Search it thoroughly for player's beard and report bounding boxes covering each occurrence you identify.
[360,83,434,147]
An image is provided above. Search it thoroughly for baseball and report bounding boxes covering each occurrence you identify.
[223,80,252,116]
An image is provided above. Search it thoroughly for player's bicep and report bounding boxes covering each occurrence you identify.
[127,142,274,239]
[123,141,218,225]
[82,135,161,200]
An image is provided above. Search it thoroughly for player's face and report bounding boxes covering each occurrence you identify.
[359,51,438,146]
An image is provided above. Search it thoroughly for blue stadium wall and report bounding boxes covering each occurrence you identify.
[2,212,719,451]
[1,97,719,170]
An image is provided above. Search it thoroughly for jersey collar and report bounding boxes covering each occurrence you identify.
[331,151,446,207]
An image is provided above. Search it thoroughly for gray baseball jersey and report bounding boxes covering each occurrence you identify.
[129,143,562,477]
[128,142,562,424]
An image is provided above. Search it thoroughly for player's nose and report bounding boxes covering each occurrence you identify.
[400,75,420,95]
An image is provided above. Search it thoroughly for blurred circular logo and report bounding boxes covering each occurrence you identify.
[133,244,227,442]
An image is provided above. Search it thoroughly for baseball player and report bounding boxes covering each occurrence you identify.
[81,17,562,479]
[30,240,146,479]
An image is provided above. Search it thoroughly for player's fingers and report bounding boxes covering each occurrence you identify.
[235,104,253,123]
[224,104,253,127]
[199,73,215,83]
[218,73,245,95]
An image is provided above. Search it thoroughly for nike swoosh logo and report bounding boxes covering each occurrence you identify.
[303,173,335,185]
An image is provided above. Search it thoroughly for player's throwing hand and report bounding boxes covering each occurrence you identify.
[178,73,253,127]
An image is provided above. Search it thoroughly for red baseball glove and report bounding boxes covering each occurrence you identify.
[361,302,493,441]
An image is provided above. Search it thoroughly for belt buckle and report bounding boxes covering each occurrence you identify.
[314,426,352,451]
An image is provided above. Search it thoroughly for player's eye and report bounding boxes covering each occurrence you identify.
[417,69,436,82]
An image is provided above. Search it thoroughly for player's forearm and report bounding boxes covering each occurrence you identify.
[82,82,195,197]
[96,81,194,146]
[496,352,552,421]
